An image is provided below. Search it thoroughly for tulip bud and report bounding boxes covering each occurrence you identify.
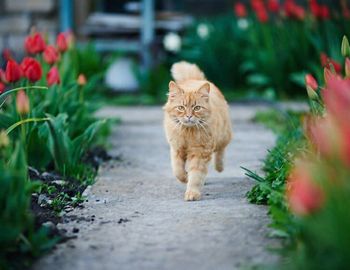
[341,36,350,57]
[16,90,30,115]
[46,66,60,86]
[56,33,68,52]
[305,74,318,99]
[5,60,22,83]
[0,130,9,148]
[345,58,350,78]
[43,45,59,65]
[77,74,87,86]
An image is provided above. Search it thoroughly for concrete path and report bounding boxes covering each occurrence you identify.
[34,104,282,270]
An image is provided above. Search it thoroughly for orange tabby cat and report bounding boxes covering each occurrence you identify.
[163,61,233,201]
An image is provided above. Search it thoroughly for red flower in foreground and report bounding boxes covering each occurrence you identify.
[286,165,324,216]
[234,2,247,17]
[5,60,21,83]
[21,57,42,82]
[320,53,342,73]
[56,33,68,52]
[47,66,60,86]
[24,32,46,55]
[0,82,5,94]
[43,45,59,65]
[267,0,280,13]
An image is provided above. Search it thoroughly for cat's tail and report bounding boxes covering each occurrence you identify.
[171,61,206,83]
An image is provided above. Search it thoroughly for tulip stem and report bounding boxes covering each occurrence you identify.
[0,86,48,106]
[6,117,50,135]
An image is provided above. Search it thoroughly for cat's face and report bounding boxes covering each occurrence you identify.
[165,81,211,127]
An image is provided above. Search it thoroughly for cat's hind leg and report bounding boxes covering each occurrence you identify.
[214,148,225,172]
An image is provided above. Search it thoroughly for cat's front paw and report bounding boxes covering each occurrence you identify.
[184,189,201,201]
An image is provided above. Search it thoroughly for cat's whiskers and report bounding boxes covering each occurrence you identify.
[197,121,210,138]
[172,119,183,132]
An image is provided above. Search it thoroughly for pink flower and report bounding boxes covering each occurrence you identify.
[267,0,280,13]
[16,90,30,115]
[286,165,324,216]
[43,45,59,65]
[320,53,342,73]
[77,74,87,86]
[234,2,248,17]
[46,66,60,86]
[305,74,318,91]
[56,33,68,52]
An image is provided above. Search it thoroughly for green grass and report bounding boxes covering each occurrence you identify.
[243,109,307,238]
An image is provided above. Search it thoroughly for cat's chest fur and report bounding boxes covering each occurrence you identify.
[168,124,215,151]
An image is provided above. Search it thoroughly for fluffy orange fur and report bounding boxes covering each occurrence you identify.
[163,61,233,201]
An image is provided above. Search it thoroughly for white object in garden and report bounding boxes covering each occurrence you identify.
[163,32,181,53]
[197,23,210,39]
[105,57,139,92]
[237,19,249,30]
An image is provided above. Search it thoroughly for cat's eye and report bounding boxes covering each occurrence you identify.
[177,106,185,112]
[193,106,201,112]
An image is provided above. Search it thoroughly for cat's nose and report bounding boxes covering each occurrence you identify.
[186,115,193,120]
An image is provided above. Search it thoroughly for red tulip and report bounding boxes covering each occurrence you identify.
[307,117,332,158]
[43,45,59,65]
[24,32,46,55]
[286,165,324,216]
[320,53,342,73]
[305,74,318,91]
[21,57,42,82]
[2,49,13,61]
[256,9,269,23]
[56,33,68,52]
[323,75,350,128]
[267,0,280,13]
[77,74,87,86]
[16,90,30,115]
[47,66,60,86]
[284,0,305,20]
[5,60,21,83]
[0,82,5,94]
[234,2,247,17]
[251,0,264,12]
[319,5,330,19]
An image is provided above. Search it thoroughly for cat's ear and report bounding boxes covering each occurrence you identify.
[168,81,184,99]
[196,83,210,99]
